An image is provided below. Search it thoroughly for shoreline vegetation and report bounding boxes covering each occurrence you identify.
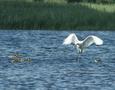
[0,1,115,30]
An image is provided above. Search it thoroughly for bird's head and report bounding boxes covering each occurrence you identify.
[76,43,83,49]
[76,43,80,47]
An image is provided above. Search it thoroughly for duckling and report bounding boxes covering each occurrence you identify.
[94,57,102,64]
[24,58,32,62]
[9,53,32,63]
[9,53,23,63]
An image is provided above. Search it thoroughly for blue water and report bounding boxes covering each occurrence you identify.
[0,30,115,90]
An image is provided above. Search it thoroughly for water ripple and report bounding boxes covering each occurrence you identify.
[0,30,115,90]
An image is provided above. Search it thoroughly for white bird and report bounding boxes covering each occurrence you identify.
[63,33,103,54]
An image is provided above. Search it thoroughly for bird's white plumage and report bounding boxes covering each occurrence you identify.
[63,33,103,54]
[82,35,103,48]
[63,33,79,45]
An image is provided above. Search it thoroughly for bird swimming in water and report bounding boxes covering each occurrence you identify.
[8,53,32,63]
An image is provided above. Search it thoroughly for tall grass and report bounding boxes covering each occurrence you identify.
[81,3,115,13]
[44,0,67,4]
[0,1,115,30]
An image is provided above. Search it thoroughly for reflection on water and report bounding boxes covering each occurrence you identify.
[0,30,115,90]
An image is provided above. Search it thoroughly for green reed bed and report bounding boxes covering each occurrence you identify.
[0,1,115,30]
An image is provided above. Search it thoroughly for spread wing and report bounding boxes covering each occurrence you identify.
[82,35,103,48]
[63,33,79,45]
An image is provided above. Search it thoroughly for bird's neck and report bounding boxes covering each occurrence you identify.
[75,43,84,54]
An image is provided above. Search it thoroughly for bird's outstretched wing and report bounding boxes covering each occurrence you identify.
[82,35,103,48]
[63,33,79,45]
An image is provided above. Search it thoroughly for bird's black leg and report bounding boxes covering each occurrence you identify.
[75,46,81,63]
[76,52,80,63]
[77,54,79,63]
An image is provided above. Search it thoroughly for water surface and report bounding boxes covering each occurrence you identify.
[0,30,115,90]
